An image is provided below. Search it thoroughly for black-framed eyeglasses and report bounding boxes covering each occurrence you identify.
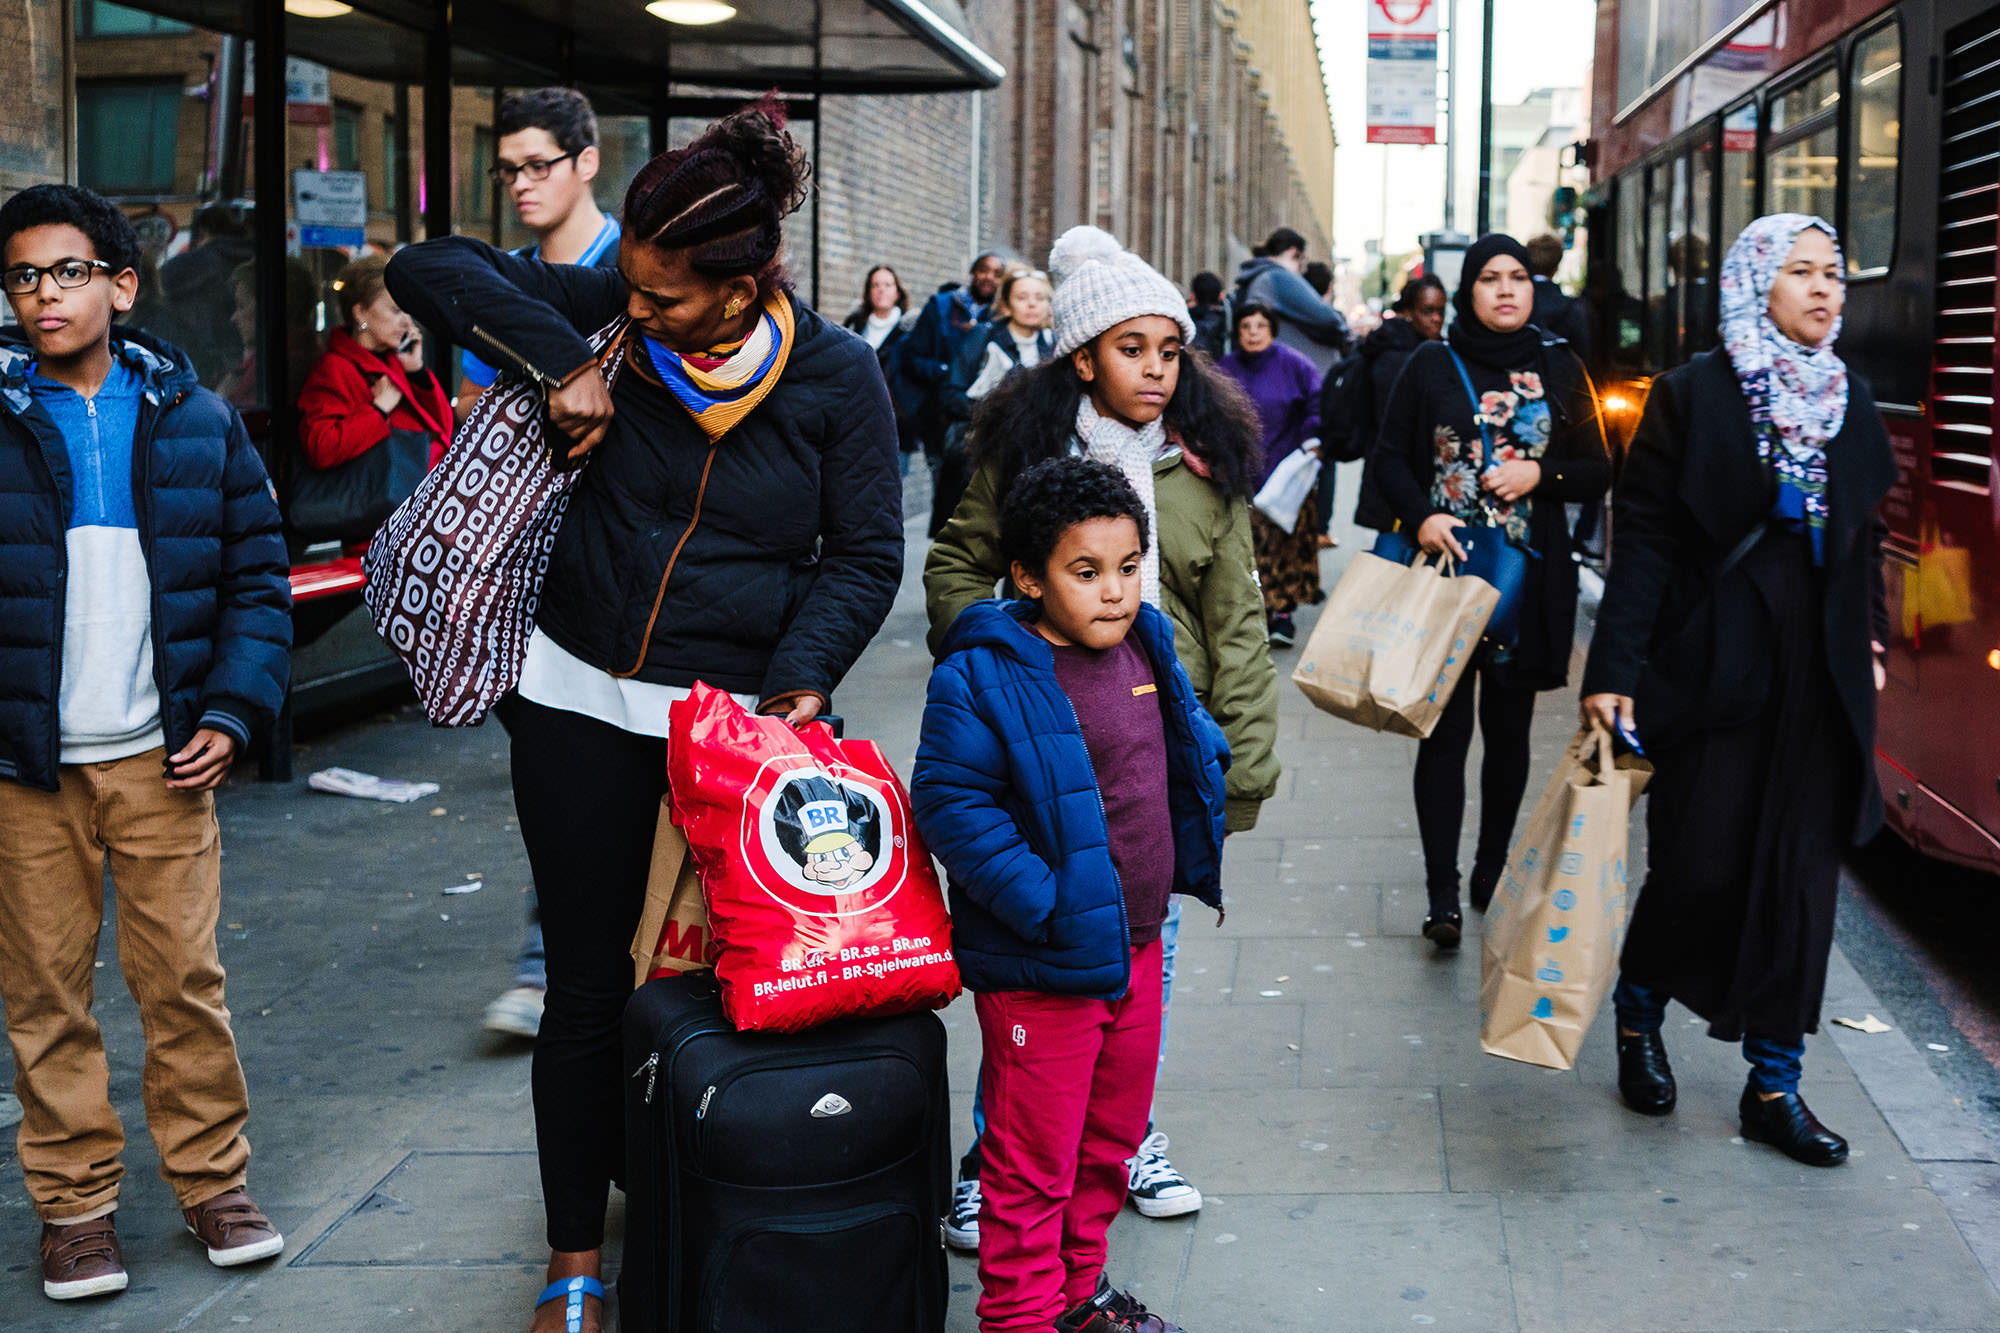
[488,153,575,184]
[2,258,115,296]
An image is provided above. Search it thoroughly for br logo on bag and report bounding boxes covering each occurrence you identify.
[742,761,908,918]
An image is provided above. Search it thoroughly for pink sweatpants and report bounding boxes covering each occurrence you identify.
[972,940,1164,1333]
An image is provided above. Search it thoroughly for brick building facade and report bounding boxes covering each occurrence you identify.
[3,1,1331,330]
[0,0,66,199]
[815,0,1337,319]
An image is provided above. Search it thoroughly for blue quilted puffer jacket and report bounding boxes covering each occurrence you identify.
[911,599,1230,999]
[0,327,291,792]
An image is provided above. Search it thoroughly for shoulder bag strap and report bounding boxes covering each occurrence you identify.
[1715,521,1767,581]
[1445,347,1498,462]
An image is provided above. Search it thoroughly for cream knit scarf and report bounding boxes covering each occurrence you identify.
[1073,398,1166,606]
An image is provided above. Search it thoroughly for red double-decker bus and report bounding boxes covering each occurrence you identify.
[1583,0,2000,873]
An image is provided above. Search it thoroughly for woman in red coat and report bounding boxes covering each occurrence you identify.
[298,253,453,470]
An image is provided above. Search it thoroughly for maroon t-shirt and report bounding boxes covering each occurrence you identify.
[1049,636,1175,944]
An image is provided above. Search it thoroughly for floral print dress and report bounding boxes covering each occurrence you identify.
[1430,368,1551,549]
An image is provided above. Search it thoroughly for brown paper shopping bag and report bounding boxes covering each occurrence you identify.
[1479,726,1645,1070]
[1291,550,1497,738]
[628,799,713,988]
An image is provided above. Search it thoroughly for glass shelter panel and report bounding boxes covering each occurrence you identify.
[72,2,263,404]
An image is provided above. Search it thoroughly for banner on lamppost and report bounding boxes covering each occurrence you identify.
[1367,0,1439,145]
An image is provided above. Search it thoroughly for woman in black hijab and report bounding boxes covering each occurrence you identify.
[1357,234,1610,948]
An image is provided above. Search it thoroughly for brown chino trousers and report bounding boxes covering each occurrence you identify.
[0,748,251,1221]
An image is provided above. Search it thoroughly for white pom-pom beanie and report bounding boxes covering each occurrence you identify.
[1048,225,1197,357]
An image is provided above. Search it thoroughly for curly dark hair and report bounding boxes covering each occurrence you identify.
[623,94,811,294]
[497,87,599,156]
[0,183,141,274]
[1000,457,1151,575]
[969,336,1261,500]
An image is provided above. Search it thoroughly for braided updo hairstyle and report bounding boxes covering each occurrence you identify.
[622,96,811,295]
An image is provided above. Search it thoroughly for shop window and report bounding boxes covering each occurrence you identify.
[77,1,191,36]
[1720,101,1757,250]
[1845,21,1902,274]
[333,102,362,172]
[466,125,496,224]
[594,115,654,215]
[1768,65,1839,222]
[77,81,182,195]
[382,115,400,212]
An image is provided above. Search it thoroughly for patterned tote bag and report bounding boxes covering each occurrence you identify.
[363,317,628,726]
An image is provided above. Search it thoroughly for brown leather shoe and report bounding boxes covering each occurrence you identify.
[41,1215,128,1300]
[183,1188,284,1266]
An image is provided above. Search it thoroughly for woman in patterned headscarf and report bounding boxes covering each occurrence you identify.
[1581,215,1897,1168]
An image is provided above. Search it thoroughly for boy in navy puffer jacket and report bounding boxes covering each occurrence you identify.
[0,185,290,1303]
[912,457,1227,1333]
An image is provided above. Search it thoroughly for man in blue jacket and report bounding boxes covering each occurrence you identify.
[0,184,291,1302]
[1233,226,1350,376]
[897,251,1005,535]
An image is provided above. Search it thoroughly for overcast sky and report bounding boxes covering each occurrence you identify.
[1310,0,1599,260]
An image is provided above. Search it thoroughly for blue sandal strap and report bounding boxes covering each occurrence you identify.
[536,1274,604,1332]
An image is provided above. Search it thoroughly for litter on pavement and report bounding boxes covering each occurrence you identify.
[306,767,442,803]
[1832,1015,1895,1034]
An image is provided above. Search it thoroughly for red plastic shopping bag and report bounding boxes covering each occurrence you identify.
[665,682,960,1032]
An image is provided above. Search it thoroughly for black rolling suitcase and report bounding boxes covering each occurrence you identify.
[620,970,951,1332]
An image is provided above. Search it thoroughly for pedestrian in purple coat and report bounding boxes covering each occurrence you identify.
[1216,303,1323,646]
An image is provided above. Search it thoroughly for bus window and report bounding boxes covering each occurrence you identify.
[1845,21,1902,275]
[1685,141,1715,350]
[1616,169,1644,361]
[1768,66,1839,222]
[1720,102,1758,251]
[1645,161,1670,366]
[1668,154,1689,360]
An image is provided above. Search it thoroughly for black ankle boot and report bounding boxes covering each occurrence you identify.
[1421,911,1462,950]
[1468,860,1502,914]
[1615,1030,1676,1115]
[1739,1087,1848,1166]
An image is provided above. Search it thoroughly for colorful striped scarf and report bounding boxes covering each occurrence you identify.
[641,291,796,441]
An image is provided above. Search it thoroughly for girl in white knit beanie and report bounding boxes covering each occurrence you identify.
[922,225,1283,1319]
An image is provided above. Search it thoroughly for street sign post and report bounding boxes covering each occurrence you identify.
[1367,0,1440,146]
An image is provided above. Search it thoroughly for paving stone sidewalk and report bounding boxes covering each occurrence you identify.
[3,470,1998,1329]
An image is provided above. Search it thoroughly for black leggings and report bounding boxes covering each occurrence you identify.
[1413,663,1537,914]
[501,695,668,1252]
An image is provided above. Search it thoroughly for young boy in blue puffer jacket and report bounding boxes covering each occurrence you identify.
[911,456,1227,1333]
[0,184,290,1303]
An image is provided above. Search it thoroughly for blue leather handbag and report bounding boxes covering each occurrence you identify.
[1368,351,1535,645]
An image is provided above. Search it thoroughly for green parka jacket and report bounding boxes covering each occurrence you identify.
[924,447,1280,832]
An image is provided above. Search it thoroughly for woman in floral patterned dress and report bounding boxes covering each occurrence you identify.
[1357,233,1609,948]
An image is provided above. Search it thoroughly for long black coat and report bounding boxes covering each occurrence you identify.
[1579,348,1896,840]
[1357,337,1610,690]
[386,238,902,706]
